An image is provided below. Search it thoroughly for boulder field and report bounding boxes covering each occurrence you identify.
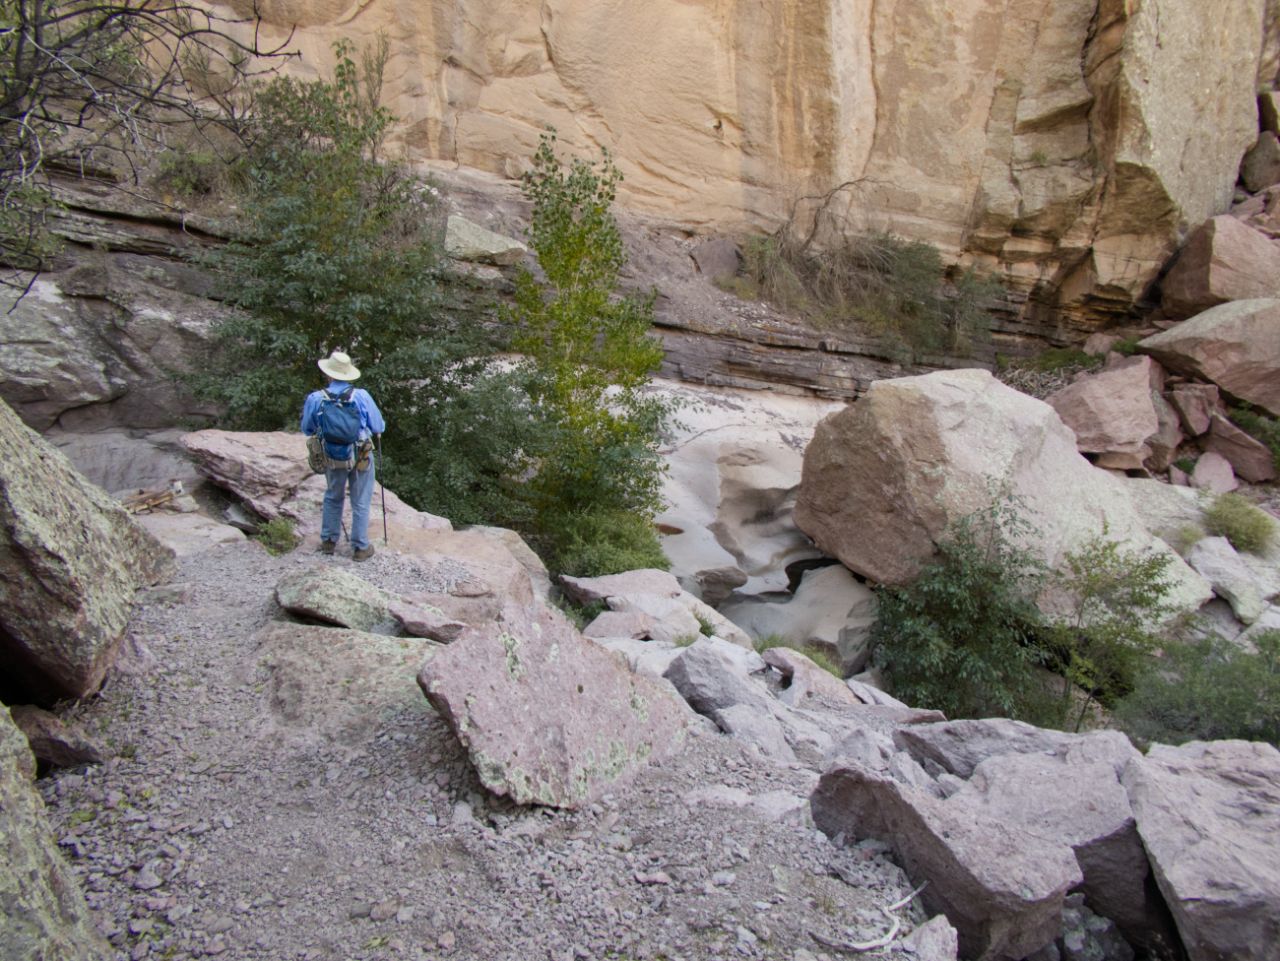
[0,387,1278,961]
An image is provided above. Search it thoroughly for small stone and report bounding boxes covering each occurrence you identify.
[712,871,737,887]
[220,815,234,829]
[348,902,372,920]
[206,917,235,935]
[371,898,401,922]
[438,931,456,951]
[133,862,163,891]
[189,820,211,836]
[635,871,672,885]
[395,906,414,924]
[205,939,227,955]
[128,918,154,935]
[737,925,758,944]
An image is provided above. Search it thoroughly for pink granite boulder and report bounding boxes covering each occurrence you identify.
[1159,217,1280,320]
[417,603,687,809]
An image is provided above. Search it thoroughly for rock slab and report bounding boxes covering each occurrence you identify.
[417,603,687,809]
[1138,299,1280,417]
[9,705,104,770]
[274,565,405,634]
[0,397,176,705]
[811,761,1082,961]
[1159,216,1280,320]
[1123,740,1280,961]
[255,624,440,747]
[1,705,109,960]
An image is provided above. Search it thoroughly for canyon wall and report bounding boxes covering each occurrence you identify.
[222,0,1278,334]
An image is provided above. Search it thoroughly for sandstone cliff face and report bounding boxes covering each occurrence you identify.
[229,0,1269,333]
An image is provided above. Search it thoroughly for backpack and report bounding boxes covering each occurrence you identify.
[315,387,362,469]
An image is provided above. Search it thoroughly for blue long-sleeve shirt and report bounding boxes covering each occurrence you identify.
[301,381,386,440]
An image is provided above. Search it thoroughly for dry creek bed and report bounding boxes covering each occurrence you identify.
[39,539,927,961]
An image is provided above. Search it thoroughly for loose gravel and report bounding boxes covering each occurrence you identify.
[39,540,927,961]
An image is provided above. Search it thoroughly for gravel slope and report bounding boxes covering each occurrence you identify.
[39,540,924,961]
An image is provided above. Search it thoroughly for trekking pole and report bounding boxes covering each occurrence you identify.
[341,517,349,545]
[377,433,387,546]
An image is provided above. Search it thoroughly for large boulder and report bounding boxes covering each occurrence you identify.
[1137,299,1280,417]
[811,760,1083,961]
[0,270,221,432]
[1045,356,1160,458]
[791,370,1211,614]
[1204,414,1279,483]
[0,398,176,705]
[720,564,877,674]
[1123,740,1280,961]
[443,215,527,266]
[417,603,687,809]
[560,568,680,606]
[948,752,1156,946]
[1159,216,1280,319]
[1,705,109,960]
[1186,537,1270,624]
[253,625,439,748]
[893,718,1139,780]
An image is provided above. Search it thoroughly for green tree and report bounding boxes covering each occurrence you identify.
[870,494,1055,723]
[190,39,541,524]
[1042,535,1177,731]
[871,493,1180,728]
[507,130,673,572]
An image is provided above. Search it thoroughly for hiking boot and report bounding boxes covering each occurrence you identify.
[317,540,336,555]
[353,545,376,562]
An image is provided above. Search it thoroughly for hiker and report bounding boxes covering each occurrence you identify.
[301,350,386,561]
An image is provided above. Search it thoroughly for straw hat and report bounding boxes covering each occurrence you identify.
[318,350,360,381]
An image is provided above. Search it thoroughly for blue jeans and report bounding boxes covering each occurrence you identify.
[321,461,375,550]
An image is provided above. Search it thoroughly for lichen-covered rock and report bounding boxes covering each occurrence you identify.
[1,705,109,960]
[274,565,405,634]
[0,397,176,705]
[254,625,440,747]
[444,215,527,266]
[417,603,687,809]
[9,705,105,770]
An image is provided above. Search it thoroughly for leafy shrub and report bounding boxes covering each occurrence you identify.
[540,511,669,579]
[1116,630,1280,747]
[1229,407,1280,472]
[1173,458,1197,475]
[1041,533,1177,730]
[871,494,1178,727]
[1173,525,1205,555]
[694,614,717,638]
[1024,348,1099,373]
[734,191,1000,363]
[1203,493,1276,554]
[252,517,298,555]
[870,495,1054,723]
[1112,335,1143,356]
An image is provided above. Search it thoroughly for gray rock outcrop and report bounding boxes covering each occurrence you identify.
[1,705,109,960]
[0,397,176,705]
[443,215,527,266]
[417,603,688,809]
